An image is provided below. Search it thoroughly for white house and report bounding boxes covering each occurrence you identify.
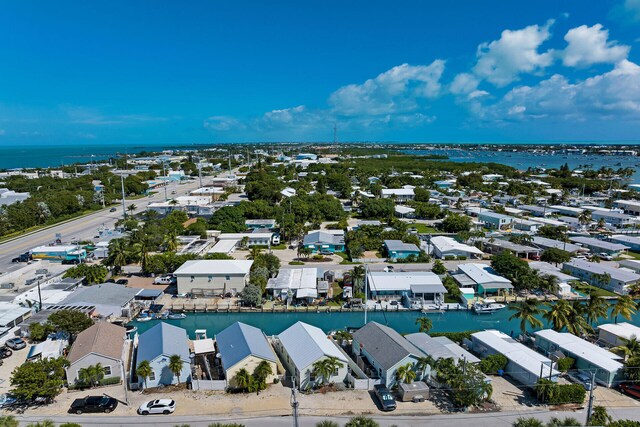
[174,260,253,295]
[430,236,484,259]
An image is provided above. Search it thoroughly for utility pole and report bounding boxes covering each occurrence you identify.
[228,150,232,173]
[290,385,299,427]
[586,370,596,425]
[364,264,368,325]
[120,174,127,219]
[36,279,42,312]
[162,163,168,201]
[198,163,203,188]
[333,122,338,144]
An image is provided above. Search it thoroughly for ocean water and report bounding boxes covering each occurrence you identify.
[130,305,640,338]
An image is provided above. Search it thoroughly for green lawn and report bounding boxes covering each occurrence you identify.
[412,223,437,233]
[572,282,618,298]
[616,251,640,261]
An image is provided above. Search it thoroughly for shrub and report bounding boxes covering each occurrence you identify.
[100,376,121,386]
[479,354,508,374]
[457,255,467,260]
[535,379,586,405]
[444,255,456,260]
[556,357,575,372]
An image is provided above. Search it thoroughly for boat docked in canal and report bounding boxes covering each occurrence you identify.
[472,299,506,314]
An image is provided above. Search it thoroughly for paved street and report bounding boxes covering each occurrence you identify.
[0,178,204,275]
[10,407,640,427]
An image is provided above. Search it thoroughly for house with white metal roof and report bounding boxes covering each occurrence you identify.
[469,330,559,386]
[609,235,640,252]
[215,322,278,388]
[481,239,540,260]
[454,263,513,295]
[534,329,624,387]
[591,210,636,228]
[266,268,318,301]
[430,236,484,259]
[549,205,585,217]
[352,322,426,387]
[597,322,640,347]
[366,271,446,303]
[477,211,514,230]
[302,231,345,254]
[562,259,640,294]
[384,240,421,261]
[531,236,582,254]
[173,260,253,295]
[59,284,139,319]
[274,322,348,389]
[569,236,629,256]
[381,188,414,202]
[405,332,480,364]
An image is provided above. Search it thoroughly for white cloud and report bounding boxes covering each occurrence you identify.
[480,59,640,122]
[328,61,445,116]
[450,73,480,95]
[473,20,555,87]
[562,24,629,67]
[204,116,246,131]
[623,0,640,21]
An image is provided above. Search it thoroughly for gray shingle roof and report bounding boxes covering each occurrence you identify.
[352,321,425,371]
[216,322,277,370]
[384,240,420,252]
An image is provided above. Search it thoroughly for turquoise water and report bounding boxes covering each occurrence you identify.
[131,305,640,338]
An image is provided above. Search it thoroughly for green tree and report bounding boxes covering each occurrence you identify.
[136,360,153,389]
[396,363,417,384]
[415,316,433,333]
[239,283,262,307]
[48,309,93,338]
[164,231,180,252]
[344,416,380,427]
[588,405,612,426]
[316,422,340,427]
[585,291,610,326]
[432,259,446,275]
[546,417,581,426]
[613,336,640,361]
[234,368,252,392]
[540,248,572,266]
[625,356,640,383]
[10,357,69,402]
[441,213,472,233]
[105,238,129,274]
[77,363,105,387]
[312,356,344,386]
[28,322,55,342]
[543,300,572,332]
[512,418,544,427]
[168,354,184,385]
[26,422,56,427]
[253,360,273,389]
[415,355,434,380]
[612,295,638,324]
[509,298,545,336]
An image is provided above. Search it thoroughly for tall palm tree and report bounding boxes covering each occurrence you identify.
[612,336,640,361]
[578,210,592,227]
[0,415,19,427]
[168,354,184,385]
[136,360,152,389]
[254,360,273,386]
[127,204,137,216]
[585,291,610,326]
[395,363,416,384]
[543,300,572,332]
[106,238,128,274]
[78,363,105,386]
[131,237,152,274]
[509,298,545,336]
[234,368,252,391]
[163,231,179,252]
[415,316,433,333]
[351,265,365,294]
[415,355,435,380]
[539,274,559,294]
[566,301,591,336]
[246,246,263,260]
[612,295,638,324]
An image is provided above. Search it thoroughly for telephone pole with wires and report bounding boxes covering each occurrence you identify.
[290,385,299,427]
[586,370,596,425]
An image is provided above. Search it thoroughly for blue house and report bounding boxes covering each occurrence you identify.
[303,231,345,254]
[136,322,191,388]
[384,240,420,260]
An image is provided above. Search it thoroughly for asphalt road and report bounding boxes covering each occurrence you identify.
[0,178,203,275]
[10,407,640,427]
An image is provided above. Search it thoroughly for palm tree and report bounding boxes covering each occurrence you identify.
[127,204,137,217]
[578,210,592,227]
[316,421,340,427]
[246,246,263,260]
[234,368,252,391]
[509,298,545,336]
[78,363,105,386]
[168,354,184,385]
[513,417,544,427]
[131,237,152,274]
[344,417,380,427]
[612,336,640,361]
[585,291,610,326]
[136,360,152,389]
[543,300,572,332]
[0,415,19,427]
[25,421,56,427]
[254,360,273,386]
[164,231,179,252]
[539,274,559,294]
[612,295,638,324]
[312,357,343,385]
[395,363,416,384]
[415,316,433,333]
[587,405,612,426]
[566,300,591,336]
[106,238,128,274]
[415,355,435,380]
[351,265,365,294]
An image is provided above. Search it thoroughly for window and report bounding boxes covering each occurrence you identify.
[208,275,213,282]
[190,276,195,282]
[333,368,339,376]
[225,275,231,281]
[309,372,316,382]
[149,371,156,381]
[103,366,112,376]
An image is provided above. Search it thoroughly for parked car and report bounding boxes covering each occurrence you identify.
[5,338,26,350]
[0,394,16,408]
[620,384,640,399]
[574,372,593,391]
[383,265,395,272]
[318,250,334,256]
[115,279,129,285]
[0,347,13,359]
[61,259,80,265]
[374,385,397,411]
[137,399,176,415]
[109,207,117,212]
[154,275,175,285]
[69,396,118,414]
[599,253,614,261]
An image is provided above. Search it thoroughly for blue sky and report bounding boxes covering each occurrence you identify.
[1,0,640,144]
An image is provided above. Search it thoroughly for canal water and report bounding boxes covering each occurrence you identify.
[131,305,640,338]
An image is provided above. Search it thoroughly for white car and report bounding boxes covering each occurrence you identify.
[137,399,176,415]
[153,275,175,285]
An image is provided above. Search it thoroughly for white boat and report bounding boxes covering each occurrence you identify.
[168,313,186,320]
[136,313,152,322]
[472,299,506,314]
